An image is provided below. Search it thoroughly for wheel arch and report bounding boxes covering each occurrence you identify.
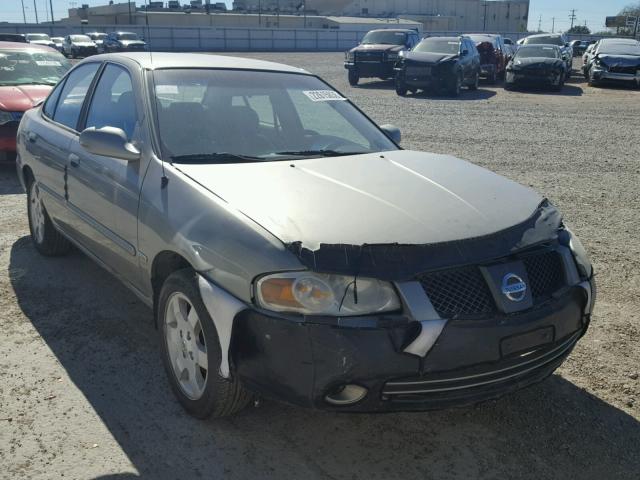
[150,250,194,326]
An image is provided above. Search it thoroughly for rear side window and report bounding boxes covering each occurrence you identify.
[85,64,137,140]
[42,80,66,118]
[52,63,100,130]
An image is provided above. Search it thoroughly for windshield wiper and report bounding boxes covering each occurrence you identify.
[170,152,264,164]
[272,150,367,158]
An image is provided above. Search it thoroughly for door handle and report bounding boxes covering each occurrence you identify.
[27,132,37,143]
[68,153,80,168]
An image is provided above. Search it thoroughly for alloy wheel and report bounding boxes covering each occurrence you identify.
[164,292,209,400]
[29,182,45,244]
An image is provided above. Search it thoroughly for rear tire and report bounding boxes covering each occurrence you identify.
[348,69,359,86]
[27,179,71,257]
[158,269,252,418]
[488,70,498,85]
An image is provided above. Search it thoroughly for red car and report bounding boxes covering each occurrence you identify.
[0,41,70,162]
[468,34,508,84]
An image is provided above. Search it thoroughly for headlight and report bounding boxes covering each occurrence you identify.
[0,110,15,126]
[560,227,593,278]
[255,271,401,316]
[345,51,355,62]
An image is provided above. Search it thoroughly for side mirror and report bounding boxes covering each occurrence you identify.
[79,126,140,161]
[380,124,401,144]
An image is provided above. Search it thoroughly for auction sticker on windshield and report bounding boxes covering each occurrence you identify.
[303,90,346,102]
[35,60,62,66]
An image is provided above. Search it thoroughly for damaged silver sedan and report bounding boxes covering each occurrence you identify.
[16,53,596,417]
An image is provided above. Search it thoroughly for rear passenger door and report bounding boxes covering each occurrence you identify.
[67,62,144,289]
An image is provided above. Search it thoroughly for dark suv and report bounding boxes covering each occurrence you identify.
[394,36,481,96]
[344,29,421,86]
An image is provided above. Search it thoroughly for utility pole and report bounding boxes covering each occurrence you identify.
[258,0,261,27]
[49,0,55,23]
[569,9,577,30]
[483,1,488,32]
[21,0,27,23]
[552,17,555,33]
[33,0,39,24]
[128,1,132,24]
[538,14,541,32]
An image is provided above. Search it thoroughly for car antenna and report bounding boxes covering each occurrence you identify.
[142,0,168,188]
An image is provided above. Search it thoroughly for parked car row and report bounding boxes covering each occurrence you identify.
[18,31,147,58]
[14,50,596,418]
[346,30,640,94]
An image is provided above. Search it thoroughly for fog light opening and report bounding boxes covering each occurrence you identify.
[324,384,368,406]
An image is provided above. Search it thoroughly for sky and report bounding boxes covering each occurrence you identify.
[0,0,636,33]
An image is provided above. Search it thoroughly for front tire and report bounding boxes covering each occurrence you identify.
[469,72,480,91]
[27,179,71,256]
[158,269,252,418]
[449,72,462,96]
[395,76,408,96]
[348,69,359,86]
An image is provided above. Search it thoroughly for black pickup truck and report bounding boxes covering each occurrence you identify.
[344,29,421,85]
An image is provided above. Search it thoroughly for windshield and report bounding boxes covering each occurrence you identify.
[118,33,139,41]
[414,38,460,54]
[524,36,563,46]
[152,69,398,162]
[0,49,70,86]
[361,31,407,46]
[88,33,106,40]
[26,34,50,41]
[515,46,559,59]
[599,44,640,56]
[70,35,92,42]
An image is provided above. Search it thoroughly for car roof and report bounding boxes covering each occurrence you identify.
[527,33,562,38]
[0,41,57,51]
[366,29,415,33]
[81,52,311,74]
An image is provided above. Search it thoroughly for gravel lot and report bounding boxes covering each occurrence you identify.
[0,54,639,479]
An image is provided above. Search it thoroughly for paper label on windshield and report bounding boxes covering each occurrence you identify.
[35,60,61,66]
[303,90,346,102]
[155,84,179,94]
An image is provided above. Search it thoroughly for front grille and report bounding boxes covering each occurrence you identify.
[418,265,495,317]
[609,65,637,74]
[356,51,383,62]
[522,250,565,299]
[418,248,566,318]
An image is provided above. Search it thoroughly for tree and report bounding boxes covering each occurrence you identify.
[567,25,591,34]
[619,2,640,17]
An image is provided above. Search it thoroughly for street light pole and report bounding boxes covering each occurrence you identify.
[49,0,55,23]
[21,0,27,23]
[33,0,39,24]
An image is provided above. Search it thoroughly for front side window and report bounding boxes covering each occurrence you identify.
[52,62,100,130]
[42,79,65,118]
[152,69,398,162]
[0,48,71,86]
[85,64,137,140]
[361,31,407,46]
[414,38,460,55]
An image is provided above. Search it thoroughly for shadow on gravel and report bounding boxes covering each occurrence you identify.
[505,85,584,97]
[0,164,23,195]
[9,237,640,479]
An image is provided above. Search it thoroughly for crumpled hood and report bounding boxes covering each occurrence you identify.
[403,51,457,65]
[511,57,563,69]
[351,44,403,53]
[0,85,52,112]
[120,40,146,47]
[598,54,640,67]
[177,150,543,250]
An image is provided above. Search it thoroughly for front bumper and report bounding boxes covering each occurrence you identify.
[344,61,396,78]
[506,70,563,87]
[480,63,497,77]
[72,46,98,56]
[591,68,640,84]
[231,282,593,412]
[396,66,455,90]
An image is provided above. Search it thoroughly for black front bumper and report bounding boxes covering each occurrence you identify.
[396,64,456,91]
[506,70,563,87]
[345,61,396,79]
[231,286,591,412]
